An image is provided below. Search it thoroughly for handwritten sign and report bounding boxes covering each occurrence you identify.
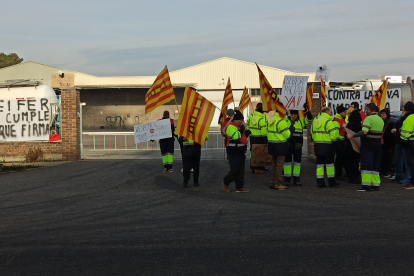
[134,119,172,144]
[281,76,309,110]
[251,144,272,167]
[0,98,50,141]
[51,73,75,88]
[315,67,331,82]
[327,88,401,114]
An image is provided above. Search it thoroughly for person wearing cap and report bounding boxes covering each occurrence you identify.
[283,107,313,186]
[222,110,251,193]
[267,112,290,190]
[246,103,268,174]
[398,101,414,189]
[332,105,348,182]
[311,107,340,188]
[347,103,384,191]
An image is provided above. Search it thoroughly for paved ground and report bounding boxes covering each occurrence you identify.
[1,158,413,275]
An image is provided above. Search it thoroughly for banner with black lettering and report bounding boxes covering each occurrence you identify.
[0,98,50,141]
[327,88,401,114]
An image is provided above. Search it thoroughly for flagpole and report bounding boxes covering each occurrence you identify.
[174,98,180,114]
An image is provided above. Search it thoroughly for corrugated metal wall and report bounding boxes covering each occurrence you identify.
[0,58,315,90]
[170,57,316,90]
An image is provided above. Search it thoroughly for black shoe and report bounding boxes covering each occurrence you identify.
[317,185,327,188]
[293,182,302,186]
[183,183,188,188]
[194,182,199,187]
[357,187,366,192]
[336,176,346,181]
[372,186,379,191]
[331,185,341,188]
[284,182,290,186]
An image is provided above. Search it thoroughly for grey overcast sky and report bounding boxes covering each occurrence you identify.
[1,0,413,81]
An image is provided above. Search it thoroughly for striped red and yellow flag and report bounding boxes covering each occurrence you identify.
[238,86,251,113]
[175,87,216,145]
[145,66,175,114]
[320,76,327,107]
[306,83,314,111]
[298,110,305,119]
[370,79,388,110]
[256,63,287,118]
[219,78,234,125]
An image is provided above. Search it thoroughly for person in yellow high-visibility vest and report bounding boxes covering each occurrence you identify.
[347,103,384,191]
[311,107,340,188]
[267,112,291,190]
[222,110,251,193]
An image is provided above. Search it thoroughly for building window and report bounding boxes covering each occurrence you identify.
[251,88,281,96]
[251,89,260,96]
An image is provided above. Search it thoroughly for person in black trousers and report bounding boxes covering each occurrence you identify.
[344,110,362,184]
[179,135,208,188]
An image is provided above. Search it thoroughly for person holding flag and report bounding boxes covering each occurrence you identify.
[179,134,209,188]
[222,110,250,193]
[246,103,268,174]
[145,66,177,172]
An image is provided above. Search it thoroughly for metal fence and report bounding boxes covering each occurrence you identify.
[82,131,226,151]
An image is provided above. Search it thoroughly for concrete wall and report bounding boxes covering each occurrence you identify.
[80,88,185,129]
[0,89,81,162]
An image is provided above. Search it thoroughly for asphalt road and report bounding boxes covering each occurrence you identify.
[1,159,413,275]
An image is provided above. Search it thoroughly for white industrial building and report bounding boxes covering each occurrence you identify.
[0,57,316,129]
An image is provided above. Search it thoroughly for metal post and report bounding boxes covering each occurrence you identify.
[80,103,86,159]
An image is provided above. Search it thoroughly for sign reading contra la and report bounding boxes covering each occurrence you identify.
[0,98,51,141]
[327,88,401,114]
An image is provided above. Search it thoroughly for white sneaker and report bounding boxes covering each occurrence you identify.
[179,168,183,173]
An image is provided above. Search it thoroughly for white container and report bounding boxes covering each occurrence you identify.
[0,85,57,103]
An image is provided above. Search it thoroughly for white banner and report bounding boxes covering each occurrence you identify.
[0,98,50,141]
[134,119,172,144]
[281,76,309,110]
[327,88,401,114]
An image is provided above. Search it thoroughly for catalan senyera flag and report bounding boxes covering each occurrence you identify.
[306,83,314,111]
[145,66,175,114]
[370,79,388,110]
[219,77,234,125]
[256,63,287,118]
[320,76,327,107]
[176,87,216,146]
[238,86,251,113]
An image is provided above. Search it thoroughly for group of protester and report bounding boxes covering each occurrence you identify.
[156,99,414,193]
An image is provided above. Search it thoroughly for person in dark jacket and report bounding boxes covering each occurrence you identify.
[380,109,395,177]
[179,135,208,188]
[344,110,362,184]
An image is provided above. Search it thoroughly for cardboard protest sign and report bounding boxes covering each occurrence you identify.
[315,67,331,82]
[251,144,273,167]
[134,119,172,144]
[0,98,51,141]
[327,88,401,113]
[281,76,309,110]
[345,128,361,153]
